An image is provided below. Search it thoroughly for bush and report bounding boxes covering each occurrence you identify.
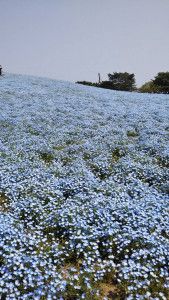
[99,81,114,90]
[76,81,98,87]
[139,81,158,93]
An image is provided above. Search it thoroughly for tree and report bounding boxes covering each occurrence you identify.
[107,72,136,91]
[139,81,158,93]
[152,72,169,94]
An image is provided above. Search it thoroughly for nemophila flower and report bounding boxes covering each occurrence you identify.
[0,74,168,299]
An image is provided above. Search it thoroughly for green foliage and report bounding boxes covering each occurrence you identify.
[39,152,54,163]
[76,73,136,92]
[0,254,5,267]
[127,130,139,137]
[76,71,169,94]
[99,80,115,90]
[76,81,98,87]
[111,147,126,162]
[139,73,169,94]
[107,72,136,91]
[152,72,169,94]
[0,192,9,212]
[139,81,158,93]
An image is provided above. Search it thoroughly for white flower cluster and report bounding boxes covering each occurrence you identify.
[0,74,169,299]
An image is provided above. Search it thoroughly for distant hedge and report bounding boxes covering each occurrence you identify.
[76,81,99,87]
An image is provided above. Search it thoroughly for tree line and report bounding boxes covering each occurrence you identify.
[76,72,169,94]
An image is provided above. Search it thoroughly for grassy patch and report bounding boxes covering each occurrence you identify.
[0,192,10,212]
[89,163,112,180]
[39,152,55,163]
[61,156,74,166]
[53,145,65,151]
[127,130,139,138]
[83,152,91,161]
[99,282,123,299]
[155,156,169,168]
[111,148,125,163]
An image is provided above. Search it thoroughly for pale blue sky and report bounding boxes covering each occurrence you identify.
[1,0,169,86]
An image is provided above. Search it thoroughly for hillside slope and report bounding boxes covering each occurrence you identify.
[0,74,169,299]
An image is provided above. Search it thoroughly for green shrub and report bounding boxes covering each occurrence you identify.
[139,81,158,93]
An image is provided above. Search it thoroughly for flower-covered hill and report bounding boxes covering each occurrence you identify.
[0,74,169,300]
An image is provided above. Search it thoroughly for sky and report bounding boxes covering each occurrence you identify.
[1,0,169,86]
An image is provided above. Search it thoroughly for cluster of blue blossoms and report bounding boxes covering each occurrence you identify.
[0,74,168,299]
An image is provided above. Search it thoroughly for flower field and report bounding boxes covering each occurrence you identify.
[0,74,169,299]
